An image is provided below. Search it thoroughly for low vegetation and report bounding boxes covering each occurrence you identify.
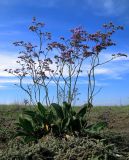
[0,105,129,159]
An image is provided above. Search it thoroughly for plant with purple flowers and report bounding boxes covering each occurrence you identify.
[4,18,128,144]
[5,18,127,108]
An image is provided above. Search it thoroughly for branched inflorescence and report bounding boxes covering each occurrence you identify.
[5,18,127,107]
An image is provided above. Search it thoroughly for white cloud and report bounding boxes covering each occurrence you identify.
[0,85,7,89]
[0,78,19,83]
[75,79,108,86]
[0,0,128,16]
[0,52,18,77]
[0,31,21,36]
[36,0,59,8]
[95,68,112,75]
[87,0,128,16]
[0,50,128,88]
[78,51,129,80]
[0,0,60,8]
[0,77,33,85]
[100,51,129,61]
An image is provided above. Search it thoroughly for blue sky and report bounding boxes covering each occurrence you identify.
[0,0,129,105]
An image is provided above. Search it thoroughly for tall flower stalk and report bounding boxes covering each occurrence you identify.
[5,19,127,107]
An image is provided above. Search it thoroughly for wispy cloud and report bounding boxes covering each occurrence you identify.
[0,78,19,84]
[0,30,21,36]
[0,85,7,89]
[0,77,33,85]
[86,0,128,16]
[0,0,60,8]
[0,52,18,77]
[99,51,129,61]
[0,50,128,87]
[0,0,128,17]
[75,79,108,86]
[0,76,108,88]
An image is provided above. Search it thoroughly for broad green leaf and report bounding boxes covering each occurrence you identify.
[71,110,76,116]
[24,136,37,143]
[76,104,88,118]
[23,110,36,117]
[87,102,93,108]
[70,118,81,131]
[51,103,64,119]
[37,102,47,115]
[23,110,44,126]
[13,131,28,138]
[61,117,70,130]
[86,122,107,133]
[47,110,56,122]
[51,124,60,135]
[63,102,71,117]
[19,117,34,133]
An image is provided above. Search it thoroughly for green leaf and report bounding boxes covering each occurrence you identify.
[76,104,88,118]
[86,122,107,133]
[61,117,70,131]
[47,110,56,122]
[37,102,47,115]
[24,136,37,143]
[13,131,28,138]
[23,110,36,117]
[51,103,64,120]
[18,117,34,133]
[71,110,76,116]
[70,118,81,131]
[63,102,71,117]
[87,102,93,108]
[51,124,60,135]
[23,110,44,126]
